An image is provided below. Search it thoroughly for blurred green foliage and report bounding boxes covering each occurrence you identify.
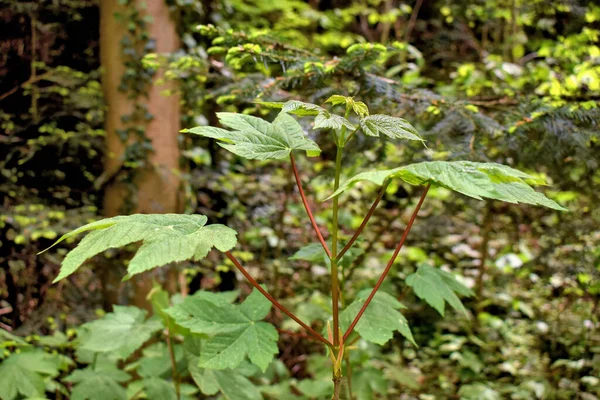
[1,0,598,398]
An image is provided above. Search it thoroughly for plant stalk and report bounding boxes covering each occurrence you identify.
[337,179,390,259]
[343,184,430,342]
[225,251,333,348]
[330,143,344,347]
[166,328,181,400]
[290,153,331,258]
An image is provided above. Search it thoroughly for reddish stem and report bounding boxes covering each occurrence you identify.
[225,251,333,348]
[342,184,430,342]
[290,153,332,258]
[337,180,390,260]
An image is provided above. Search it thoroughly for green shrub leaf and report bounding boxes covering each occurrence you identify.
[406,264,474,317]
[77,306,163,359]
[328,161,566,210]
[64,364,130,400]
[0,349,65,400]
[360,114,423,141]
[167,289,278,372]
[281,100,356,130]
[185,112,320,160]
[48,214,237,282]
[340,290,416,346]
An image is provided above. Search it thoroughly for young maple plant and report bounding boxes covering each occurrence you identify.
[46,96,566,399]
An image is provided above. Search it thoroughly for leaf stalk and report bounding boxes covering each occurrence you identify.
[342,184,430,342]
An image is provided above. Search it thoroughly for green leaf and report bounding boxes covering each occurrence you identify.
[0,349,64,400]
[360,114,423,141]
[329,161,567,211]
[78,306,163,359]
[340,290,415,346]
[186,337,263,400]
[167,289,278,372]
[406,264,474,317]
[353,367,389,399]
[190,366,262,400]
[281,100,356,130]
[143,379,178,400]
[64,364,130,400]
[49,213,237,282]
[185,112,320,160]
[325,95,370,117]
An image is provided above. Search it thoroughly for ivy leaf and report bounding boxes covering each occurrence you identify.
[360,114,423,141]
[185,112,320,160]
[0,349,65,400]
[47,214,237,282]
[166,289,278,372]
[64,364,130,400]
[406,264,474,317]
[281,100,356,130]
[78,306,163,359]
[328,161,567,211]
[340,290,416,346]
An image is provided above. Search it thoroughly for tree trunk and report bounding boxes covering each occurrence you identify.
[100,0,181,309]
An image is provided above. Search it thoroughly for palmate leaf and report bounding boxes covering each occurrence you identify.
[360,114,423,142]
[46,214,237,282]
[166,289,278,372]
[77,306,163,360]
[328,161,567,211]
[406,264,474,317]
[185,112,321,160]
[64,364,130,400]
[340,290,416,346]
[282,100,356,131]
[0,349,66,400]
[260,100,356,131]
[325,95,370,118]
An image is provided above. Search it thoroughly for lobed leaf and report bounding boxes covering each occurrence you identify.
[406,264,474,317]
[185,112,320,160]
[360,114,423,141]
[328,161,567,211]
[77,306,163,360]
[166,289,278,372]
[48,214,237,282]
[281,100,356,130]
[0,349,66,400]
[64,364,130,400]
[340,290,416,346]
[325,95,370,117]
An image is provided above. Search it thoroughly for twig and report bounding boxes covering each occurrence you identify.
[290,153,332,258]
[337,180,390,260]
[343,184,430,342]
[404,0,425,43]
[225,251,333,348]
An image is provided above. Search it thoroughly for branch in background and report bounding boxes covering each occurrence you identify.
[404,0,425,43]
[225,251,333,348]
[343,184,430,342]
[290,153,332,258]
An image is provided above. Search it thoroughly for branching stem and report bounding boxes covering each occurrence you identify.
[342,184,430,342]
[337,180,390,260]
[290,153,332,258]
[225,251,333,348]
